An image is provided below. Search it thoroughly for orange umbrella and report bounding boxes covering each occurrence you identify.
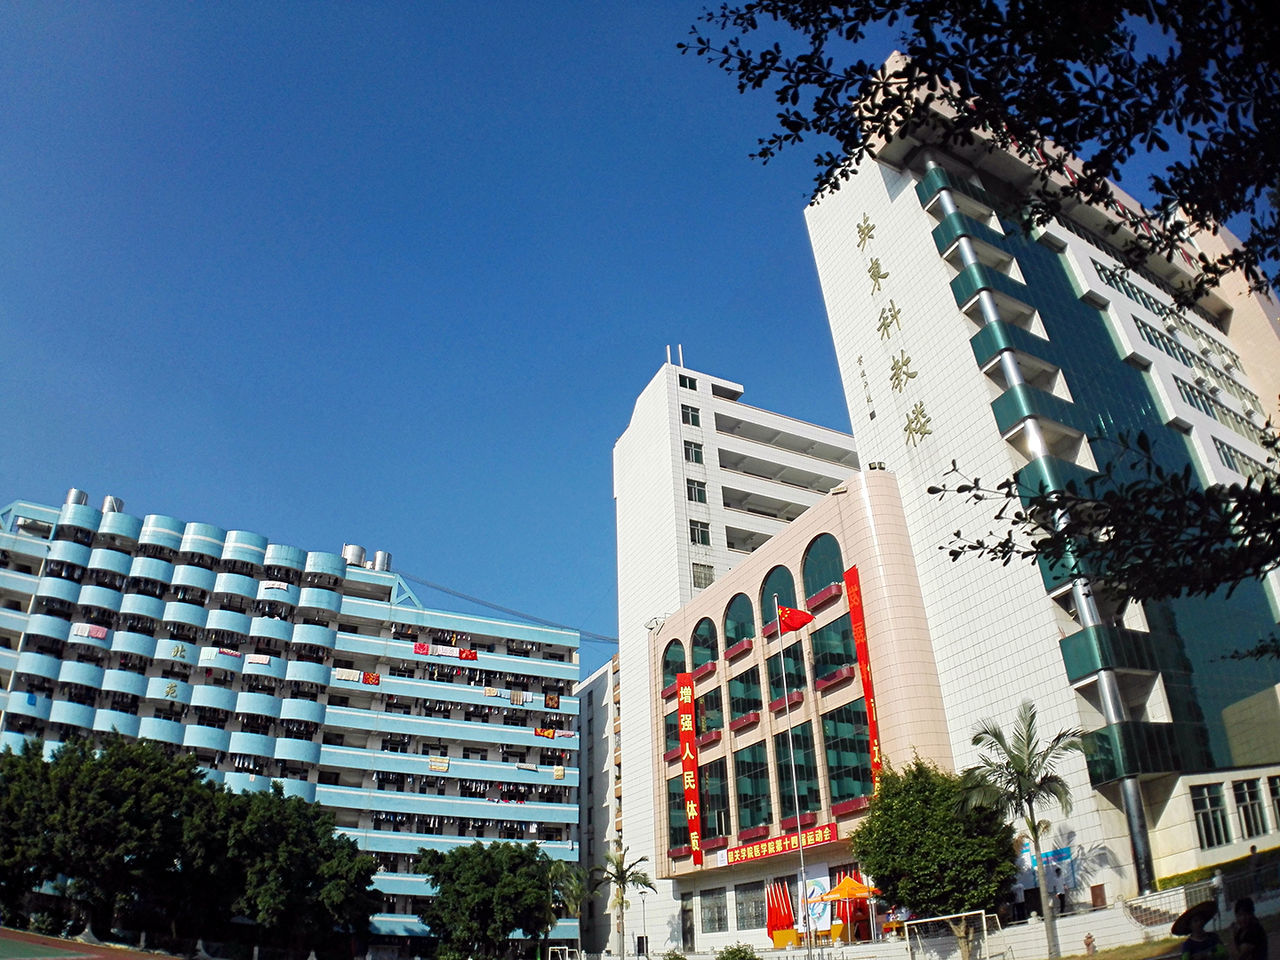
[811,875,880,902]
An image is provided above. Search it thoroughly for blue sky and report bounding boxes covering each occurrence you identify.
[0,4,859,676]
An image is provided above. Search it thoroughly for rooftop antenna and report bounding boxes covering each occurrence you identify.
[677,344,684,366]
[666,344,672,364]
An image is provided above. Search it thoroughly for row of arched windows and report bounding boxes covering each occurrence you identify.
[662,533,846,686]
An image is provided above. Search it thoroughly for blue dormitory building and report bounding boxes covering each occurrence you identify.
[0,488,581,945]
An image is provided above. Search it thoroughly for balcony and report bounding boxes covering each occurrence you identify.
[48,700,96,730]
[102,668,149,699]
[15,650,62,682]
[171,564,217,595]
[138,515,184,553]
[137,716,185,745]
[93,708,141,739]
[87,548,132,580]
[183,724,232,753]
[221,530,268,568]
[97,510,142,545]
[179,522,227,563]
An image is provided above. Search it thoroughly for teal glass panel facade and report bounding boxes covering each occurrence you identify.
[984,208,1280,769]
[811,613,855,678]
[733,741,772,829]
[692,617,718,668]
[760,566,797,617]
[724,593,755,645]
[802,534,844,599]
[823,698,872,803]
[766,642,807,702]
[774,721,821,819]
[699,757,730,838]
[729,667,762,719]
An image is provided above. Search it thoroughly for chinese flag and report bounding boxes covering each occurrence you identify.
[777,606,815,632]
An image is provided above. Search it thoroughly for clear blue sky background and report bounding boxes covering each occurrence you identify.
[0,4,860,677]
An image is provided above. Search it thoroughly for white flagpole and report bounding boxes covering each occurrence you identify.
[775,593,814,960]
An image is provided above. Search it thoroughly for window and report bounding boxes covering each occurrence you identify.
[766,642,807,702]
[681,404,701,427]
[692,617,718,666]
[734,742,772,829]
[724,593,755,646]
[696,688,723,736]
[811,613,855,678]
[662,640,687,687]
[690,521,711,546]
[729,667,762,719]
[686,479,707,503]
[692,563,715,590]
[775,722,822,820]
[802,533,844,599]
[1234,779,1268,839]
[1270,776,1280,828]
[683,440,704,464]
[1192,783,1231,849]
[668,776,690,847]
[701,887,728,933]
[700,757,730,838]
[824,699,873,803]
[760,566,797,622]
[735,881,767,930]
[665,711,680,753]
[679,374,698,390]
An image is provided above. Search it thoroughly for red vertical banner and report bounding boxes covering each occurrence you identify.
[843,567,882,791]
[676,672,703,864]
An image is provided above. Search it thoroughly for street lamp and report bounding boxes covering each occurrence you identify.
[640,889,649,957]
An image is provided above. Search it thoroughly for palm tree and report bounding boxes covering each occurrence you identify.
[551,861,592,958]
[959,700,1082,959]
[601,846,655,957]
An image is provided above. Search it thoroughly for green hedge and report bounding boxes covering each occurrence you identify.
[1157,844,1280,891]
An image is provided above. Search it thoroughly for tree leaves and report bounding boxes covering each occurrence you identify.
[681,0,1280,300]
[415,841,560,960]
[851,760,1016,919]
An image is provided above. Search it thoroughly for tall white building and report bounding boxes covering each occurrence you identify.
[605,356,857,954]
[804,114,1280,895]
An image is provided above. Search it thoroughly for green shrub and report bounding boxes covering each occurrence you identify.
[662,949,689,960]
[714,944,760,960]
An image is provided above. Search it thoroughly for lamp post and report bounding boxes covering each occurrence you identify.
[640,889,649,957]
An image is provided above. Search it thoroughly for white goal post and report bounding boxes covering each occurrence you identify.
[905,910,1006,960]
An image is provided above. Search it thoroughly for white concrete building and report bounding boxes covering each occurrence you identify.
[606,357,858,954]
[804,118,1280,898]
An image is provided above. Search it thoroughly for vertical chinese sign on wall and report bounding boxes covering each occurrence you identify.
[842,567,882,791]
[676,672,703,865]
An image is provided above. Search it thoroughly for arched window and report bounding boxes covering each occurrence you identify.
[692,617,718,667]
[802,533,844,601]
[724,593,755,647]
[760,565,797,626]
[662,640,687,688]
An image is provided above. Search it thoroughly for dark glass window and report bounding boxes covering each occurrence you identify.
[668,775,690,847]
[734,742,772,829]
[692,617,718,667]
[729,667,762,719]
[724,593,755,646]
[761,566,797,621]
[811,613,855,678]
[802,534,844,599]
[766,642,807,702]
[775,722,822,820]
[824,698,872,803]
[662,640,686,687]
[696,688,723,735]
[700,757,730,838]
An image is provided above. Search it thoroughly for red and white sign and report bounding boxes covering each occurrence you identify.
[724,822,839,865]
[844,566,882,791]
[676,672,703,865]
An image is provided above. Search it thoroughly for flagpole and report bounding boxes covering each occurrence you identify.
[775,594,814,960]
